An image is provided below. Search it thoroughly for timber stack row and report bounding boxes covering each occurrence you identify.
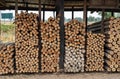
[40,17,60,72]
[0,12,120,75]
[86,32,105,72]
[0,43,15,74]
[15,12,39,73]
[64,20,85,72]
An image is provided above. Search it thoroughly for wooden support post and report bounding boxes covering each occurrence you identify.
[15,0,18,72]
[26,2,28,12]
[38,0,41,72]
[43,5,45,22]
[101,9,105,33]
[56,0,64,70]
[111,12,114,17]
[83,0,87,24]
[0,10,2,41]
[72,6,74,20]
[117,0,119,8]
[53,11,56,18]
[15,0,18,15]
[83,0,87,70]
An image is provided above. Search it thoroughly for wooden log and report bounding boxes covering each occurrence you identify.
[0,43,15,74]
[40,17,60,72]
[15,12,39,73]
[85,32,105,72]
[64,19,85,72]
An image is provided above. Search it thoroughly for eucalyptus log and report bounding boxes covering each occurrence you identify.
[0,43,15,74]
[64,20,85,72]
[85,32,105,72]
[15,12,39,73]
[40,17,60,72]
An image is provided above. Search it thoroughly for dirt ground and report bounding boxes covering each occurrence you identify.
[0,73,120,79]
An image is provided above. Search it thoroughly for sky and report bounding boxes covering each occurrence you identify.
[0,10,101,20]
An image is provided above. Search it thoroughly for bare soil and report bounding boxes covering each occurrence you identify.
[1,73,120,79]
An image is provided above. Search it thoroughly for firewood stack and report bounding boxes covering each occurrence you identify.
[0,43,15,74]
[15,12,39,73]
[86,32,105,72]
[40,17,60,72]
[104,18,120,72]
[64,20,85,72]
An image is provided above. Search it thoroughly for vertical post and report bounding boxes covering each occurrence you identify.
[111,12,114,17]
[15,0,18,15]
[53,11,56,18]
[56,0,64,70]
[83,0,87,23]
[83,0,87,70]
[43,5,45,22]
[15,0,18,71]
[101,9,105,33]
[38,0,41,71]
[26,2,28,12]
[72,6,74,20]
[0,10,1,42]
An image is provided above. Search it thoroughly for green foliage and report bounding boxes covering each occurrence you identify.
[1,24,15,32]
[98,12,112,19]
[88,16,101,22]
[75,17,83,22]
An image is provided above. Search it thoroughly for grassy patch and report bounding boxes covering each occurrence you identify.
[0,23,15,42]
[1,23,15,32]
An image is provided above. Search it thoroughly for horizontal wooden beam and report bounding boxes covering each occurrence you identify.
[0,0,5,6]
[1,5,120,12]
[6,1,84,7]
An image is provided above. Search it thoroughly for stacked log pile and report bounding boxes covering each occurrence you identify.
[0,43,15,74]
[40,17,60,72]
[64,20,85,72]
[15,12,39,73]
[104,18,120,72]
[88,17,120,72]
[86,32,105,72]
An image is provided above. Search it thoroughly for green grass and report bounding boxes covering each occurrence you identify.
[0,23,15,43]
[1,23,15,32]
